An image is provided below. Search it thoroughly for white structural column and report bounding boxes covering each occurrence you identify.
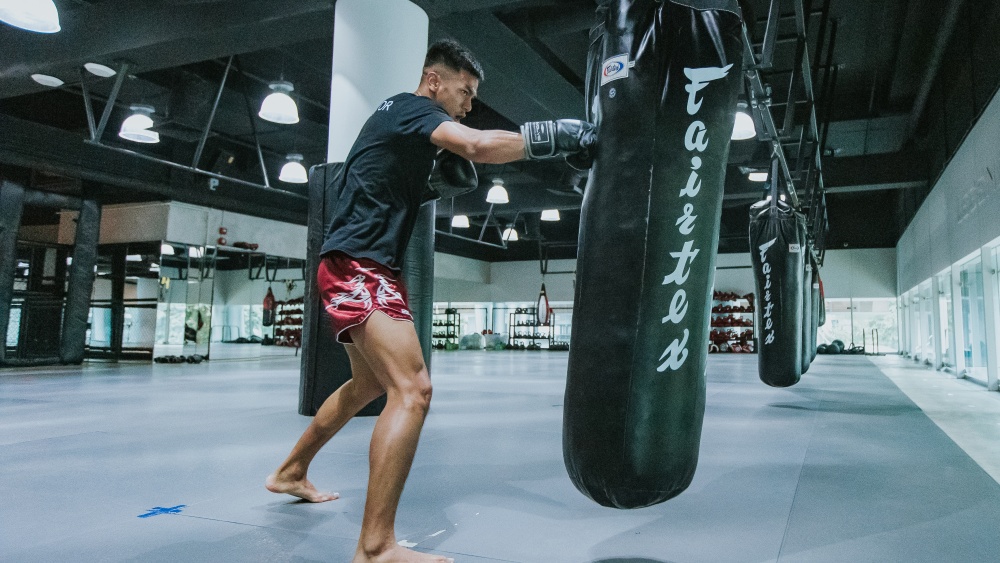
[950,266,968,377]
[980,246,1000,391]
[327,0,429,163]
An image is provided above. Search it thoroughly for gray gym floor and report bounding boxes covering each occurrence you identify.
[2,352,999,562]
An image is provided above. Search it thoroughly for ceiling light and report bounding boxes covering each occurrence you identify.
[259,81,299,124]
[540,209,560,221]
[278,153,308,183]
[30,73,63,87]
[126,254,142,262]
[502,226,519,242]
[451,215,470,228]
[119,105,160,144]
[0,0,61,33]
[84,62,117,78]
[732,103,756,141]
[160,244,175,256]
[748,172,769,182]
[486,178,508,204]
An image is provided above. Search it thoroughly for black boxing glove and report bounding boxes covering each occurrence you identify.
[521,119,597,169]
[427,150,479,199]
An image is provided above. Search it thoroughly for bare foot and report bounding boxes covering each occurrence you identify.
[353,544,454,563]
[265,472,339,503]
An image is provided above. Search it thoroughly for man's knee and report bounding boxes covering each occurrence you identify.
[398,367,432,413]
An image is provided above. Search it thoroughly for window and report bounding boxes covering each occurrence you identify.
[937,269,955,369]
[819,297,898,354]
[958,256,988,382]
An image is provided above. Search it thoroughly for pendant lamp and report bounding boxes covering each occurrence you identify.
[0,0,60,33]
[259,81,299,124]
[279,154,308,183]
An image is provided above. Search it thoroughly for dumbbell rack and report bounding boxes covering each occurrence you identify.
[709,291,756,353]
[432,309,460,350]
[507,308,554,350]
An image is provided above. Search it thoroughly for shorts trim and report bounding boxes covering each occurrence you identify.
[334,309,415,344]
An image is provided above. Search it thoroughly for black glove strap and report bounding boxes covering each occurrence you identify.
[522,121,556,159]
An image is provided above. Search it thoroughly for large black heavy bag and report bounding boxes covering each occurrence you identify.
[811,259,821,361]
[564,0,744,509]
[816,270,826,326]
[801,258,812,374]
[749,199,805,387]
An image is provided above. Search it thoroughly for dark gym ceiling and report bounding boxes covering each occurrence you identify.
[1,0,998,262]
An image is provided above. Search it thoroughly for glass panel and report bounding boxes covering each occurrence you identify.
[851,298,898,354]
[918,281,935,365]
[818,298,854,348]
[154,242,190,359]
[937,270,955,369]
[959,256,988,382]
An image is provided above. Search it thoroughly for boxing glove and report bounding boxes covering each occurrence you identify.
[521,119,596,169]
[427,150,479,199]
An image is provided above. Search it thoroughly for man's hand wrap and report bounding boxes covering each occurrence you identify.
[427,150,479,199]
[521,119,597,169]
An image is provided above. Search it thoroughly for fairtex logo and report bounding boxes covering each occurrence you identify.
[600,54,629,86]
[656,64,734,373]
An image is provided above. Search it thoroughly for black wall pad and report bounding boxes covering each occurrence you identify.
[299,163,438,416]
[402,201,435,372]
[60,199,101,364]
[300,163,361,416]
[0,180,26,364]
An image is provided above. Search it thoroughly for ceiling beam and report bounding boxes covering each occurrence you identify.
[824,180,926,194]
[0,0,334,100]
[0,113,307,224]
[428,10,585,123]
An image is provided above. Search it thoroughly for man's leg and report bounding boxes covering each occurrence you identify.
[349,311,452,563]
[266,344,386,502]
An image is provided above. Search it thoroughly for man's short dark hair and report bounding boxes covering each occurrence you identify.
[424,39,484,81]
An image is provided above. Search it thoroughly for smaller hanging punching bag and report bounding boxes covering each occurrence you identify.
[263,287,277,327]
[537,283,552,326]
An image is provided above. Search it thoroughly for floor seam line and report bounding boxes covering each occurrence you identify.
[774,390,822,562]
[176,513,359,542]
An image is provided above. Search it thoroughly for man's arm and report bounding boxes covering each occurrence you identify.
[430,121,525,164]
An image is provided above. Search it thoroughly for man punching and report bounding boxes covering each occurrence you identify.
[266,40,595,563]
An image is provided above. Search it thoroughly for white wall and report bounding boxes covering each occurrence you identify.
[822,248,897,298]
[714,252,754,296]
[214,268,304,306]
[57,202,307,260]
[432,248,896,303]
[897,88,1000,292]
[489,259,576,303]
[59,202,171,245]
[166,204,307,260]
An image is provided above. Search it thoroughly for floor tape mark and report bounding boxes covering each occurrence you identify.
[138,505,187,518]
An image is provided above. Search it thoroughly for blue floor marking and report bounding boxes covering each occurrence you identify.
[138,505,187,518]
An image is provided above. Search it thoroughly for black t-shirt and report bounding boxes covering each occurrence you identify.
[320,92,451,271]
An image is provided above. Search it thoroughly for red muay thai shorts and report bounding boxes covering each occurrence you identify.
[317,251,413,344]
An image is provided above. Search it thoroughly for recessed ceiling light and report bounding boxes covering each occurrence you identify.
[84,62,116,77]
[748,172,769,182]
[31,73,63,87]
